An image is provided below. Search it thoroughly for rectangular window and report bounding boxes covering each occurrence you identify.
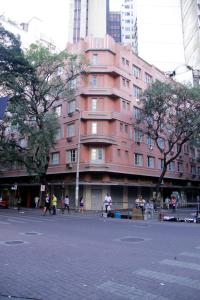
[54,105,62,116]
[133,106,142,120]
[134,128,142,142]
[51,152,60,165]
[125,124,128,134]
[91,98,97,111]
[56,127,61,140]
[91,148,104,163]
[67,149,76,163]
[92,54,98,65]
[168,161,175,172]
[147,156,155,168]
[144,72,153,84]
[91,75,97,87]
[134,153,143,166]
[67,123,75,137]
[91,122,97,134]
[133,85,142,99]
[191,165,196,175]
[146,135,154,146]
[159,159,164,169]
[68,100,75,113]
[177,162,183,172]
[133,65,141,78]
[125,150,129,159]
[117,149,121,157]
[157,138,165,150]
[120,123,123,132]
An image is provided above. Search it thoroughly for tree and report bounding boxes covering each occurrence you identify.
[141,80,200,202]
[0,27,85,189]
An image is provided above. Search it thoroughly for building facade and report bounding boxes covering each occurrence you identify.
[0,15,55,50]
[108,12,121,43]
[1,35,200,209]
[121,0,138,54]
[180,0,200,69]
[68,0,110,43]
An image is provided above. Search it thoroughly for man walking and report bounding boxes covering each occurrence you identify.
[51,194,57,215]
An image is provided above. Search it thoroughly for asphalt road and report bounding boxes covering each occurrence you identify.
[0,208,200,300]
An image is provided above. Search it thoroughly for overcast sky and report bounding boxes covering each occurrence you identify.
[1,0,122,49]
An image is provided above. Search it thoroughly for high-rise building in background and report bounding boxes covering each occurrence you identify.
[134,0,185,72]
[121,0,138,54]
[68,0,110,43]
[180,0,200,69]
[0,15,55,51]
[108,12,121,43]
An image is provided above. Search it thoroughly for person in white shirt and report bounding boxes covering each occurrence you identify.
[104,193,112,213]
[63,195,70,213]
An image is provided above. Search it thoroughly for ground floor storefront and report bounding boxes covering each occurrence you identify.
[0,172,200,210]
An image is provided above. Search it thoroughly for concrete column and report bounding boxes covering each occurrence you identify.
[123,186,128,209]
[84,185,91,210]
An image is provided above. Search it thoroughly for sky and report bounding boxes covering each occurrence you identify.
[1,0,122,50]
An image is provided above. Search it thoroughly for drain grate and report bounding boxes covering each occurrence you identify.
[5,240,25,245]
[120,237,145,243]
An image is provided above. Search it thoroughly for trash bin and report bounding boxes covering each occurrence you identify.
[114,211,121,219]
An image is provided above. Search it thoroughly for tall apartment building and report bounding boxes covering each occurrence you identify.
[180,0,200,69]
[68,0,110,43]
[108,12,121,43]
[1,35,199,209]
[121,0,138,54]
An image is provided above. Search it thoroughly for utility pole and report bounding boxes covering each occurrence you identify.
[75,108,81,212]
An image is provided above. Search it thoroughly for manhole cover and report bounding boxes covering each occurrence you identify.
[5,240,25,245]
[120,237,145,243]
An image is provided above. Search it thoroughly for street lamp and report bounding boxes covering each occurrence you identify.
[75,108,81,212]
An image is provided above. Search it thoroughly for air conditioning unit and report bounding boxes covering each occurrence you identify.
[68,112,73,117]
[67,137,72,142]
[136,141,140,145]
[66,163,73,169]
[179,172,183,177]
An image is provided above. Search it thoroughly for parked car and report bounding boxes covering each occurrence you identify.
[0,197,8,208]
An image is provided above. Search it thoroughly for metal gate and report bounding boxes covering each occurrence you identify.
[91,188,102,210]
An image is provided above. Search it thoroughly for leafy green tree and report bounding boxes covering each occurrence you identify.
[0,27,85,188]
[141,80,200,203]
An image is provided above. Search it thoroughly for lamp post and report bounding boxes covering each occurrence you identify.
[75,108,81,212]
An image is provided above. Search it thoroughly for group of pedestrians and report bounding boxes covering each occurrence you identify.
[135,195,155,219]
[42,193,84,215]
[164,195,177,211]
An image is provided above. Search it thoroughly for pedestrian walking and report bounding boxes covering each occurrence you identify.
[104,193,112,213]
[62,195,70,214]
[164,197,170,209]
[79,196,84,213]
[16,195,21,211]
[51,194,57,215]
[43,193,51,215]
[34,196,39,208]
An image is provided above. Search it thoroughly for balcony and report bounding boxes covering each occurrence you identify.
[81,111,112,120]
[81,134,117,145]
[80,87,127,99]
[87,65,122,77]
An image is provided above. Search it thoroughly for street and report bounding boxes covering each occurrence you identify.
[0,208,200,300]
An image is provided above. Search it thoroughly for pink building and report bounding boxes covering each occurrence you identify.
[1,35,200,208]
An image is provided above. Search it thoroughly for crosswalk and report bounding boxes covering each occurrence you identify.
[0,212,70,225]
[98,247,200,300]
